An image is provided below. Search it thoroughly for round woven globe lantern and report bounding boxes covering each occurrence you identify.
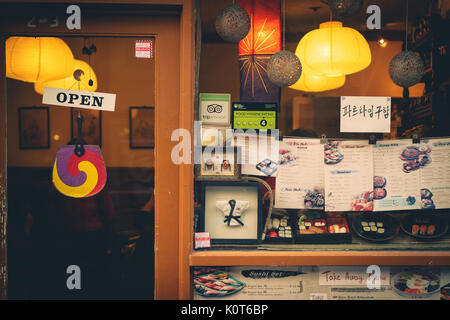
[389,50,425,88]
[328,0,364,19]
[267,50,302,87]
[215,5,251,43]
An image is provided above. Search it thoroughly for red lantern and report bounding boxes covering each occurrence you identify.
[238,0,281,102]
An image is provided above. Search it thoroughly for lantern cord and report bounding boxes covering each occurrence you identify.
[282,0,286,50]
[405,0,409,51]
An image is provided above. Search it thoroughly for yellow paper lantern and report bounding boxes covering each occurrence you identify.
[6,36,75,83]
[289,70,346,92]
[296,21,371,77]
[34,59,98,95]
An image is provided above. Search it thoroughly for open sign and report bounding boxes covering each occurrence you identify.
[42,87,116,112]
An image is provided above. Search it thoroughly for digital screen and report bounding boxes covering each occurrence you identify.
[231,102,278,130]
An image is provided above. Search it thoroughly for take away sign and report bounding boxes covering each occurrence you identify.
[42,87,116,112]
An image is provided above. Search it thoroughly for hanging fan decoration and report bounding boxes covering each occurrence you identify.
[267,0,302,87]
[52,113,106,198]
[34,59,98,95]
[238,0,282,102]
[216,3,251,43]
[5,36,75,83]
[388,0,424,89]
[326,0,364,19]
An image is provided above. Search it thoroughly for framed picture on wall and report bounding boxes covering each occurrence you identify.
[18,106,50,149]
[129,106,155,149]
[71,108,102,146]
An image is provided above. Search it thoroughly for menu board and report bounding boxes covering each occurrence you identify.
[373,139,421,211]
[275,138,324,209]
[324,140,374,212]
[419,138,450,210]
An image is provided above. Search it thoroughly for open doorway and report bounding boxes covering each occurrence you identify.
[6,36,155,299]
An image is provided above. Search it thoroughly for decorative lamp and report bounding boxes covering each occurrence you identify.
[295,21,371,77]
[327,0,364,19]
[238,0,281,102]
[389,51,424,88]
[34,60,98,95]
[6,36,75,83]
[215,4,251,43]
[267,50,302,87]
[289,70,346,92]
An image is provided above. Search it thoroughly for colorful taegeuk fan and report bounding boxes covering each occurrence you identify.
[52,113,106,198]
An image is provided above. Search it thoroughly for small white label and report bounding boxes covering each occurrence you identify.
[194,232,211,249]
[310,293,328,300]
[42,87,116,112]
[135,40,153,58]
[340,96,391,133]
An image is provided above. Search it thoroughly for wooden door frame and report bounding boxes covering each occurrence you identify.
[0,0,195,300]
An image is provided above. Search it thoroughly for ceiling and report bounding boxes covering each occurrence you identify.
[200,0,430,43]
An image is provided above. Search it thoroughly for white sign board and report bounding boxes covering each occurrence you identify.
[42,87,116,112]
[319,266,390,286]
[340,96,391,133]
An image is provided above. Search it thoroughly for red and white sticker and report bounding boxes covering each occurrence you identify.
[135,40,153,58]
[194,232,211,249]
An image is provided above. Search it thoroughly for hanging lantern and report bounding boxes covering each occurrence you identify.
[328,0,364,19]
[238,0,281,102]
[6,36,75,83]
[34,60,98,95]
[296,21,371,77]
[290,71,346,92]
[267,50,302,87]
[216,4,251,43]
[389,50,424,88]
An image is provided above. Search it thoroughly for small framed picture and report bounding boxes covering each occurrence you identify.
[199,93,231,126]
[200,181,262,244]
[18,107,50,149]
[195,146,241,182]
[71,108,102,146]
[129,106,155,149]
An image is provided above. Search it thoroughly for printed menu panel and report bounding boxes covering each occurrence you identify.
[275,138,324,209]
[231,132,279,177]
[419,138,450,210]
[324,140,374,212]
[373,139,421,211]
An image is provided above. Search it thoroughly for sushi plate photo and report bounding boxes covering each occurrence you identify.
[193,270,246,298]
[392,270,440,299]
[351,213,400,242]
[400,213,448,240]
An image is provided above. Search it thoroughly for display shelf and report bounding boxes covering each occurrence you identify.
[190,250,450,266]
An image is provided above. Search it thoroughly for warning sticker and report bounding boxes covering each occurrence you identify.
[135,40,153,58]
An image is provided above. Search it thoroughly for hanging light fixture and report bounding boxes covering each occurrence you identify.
[267,0,302,87]
[216,2,251,43]
[389,0,424,89]
[326,0,364,19]
[290,69,346,92]
[295,21,371,77]
[238,0,282,102]
[6,36,75,83]
[34,59,98,95]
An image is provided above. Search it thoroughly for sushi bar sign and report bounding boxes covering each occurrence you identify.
[42,87,116,112]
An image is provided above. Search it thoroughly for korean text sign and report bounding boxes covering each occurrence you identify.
[340,96,391,133]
